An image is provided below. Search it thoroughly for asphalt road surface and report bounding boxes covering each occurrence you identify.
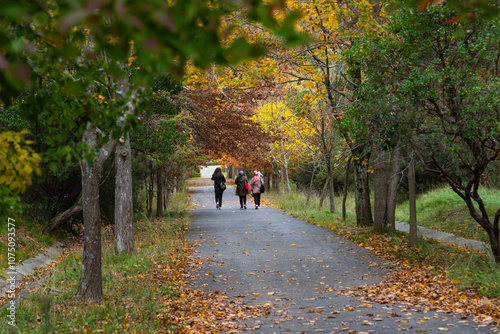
[185,186,497,333]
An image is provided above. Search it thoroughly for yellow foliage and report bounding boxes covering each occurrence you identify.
[253,101,317,167]
[0,130,42,194]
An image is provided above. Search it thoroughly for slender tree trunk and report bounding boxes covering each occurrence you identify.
[265,171,270,192]
[326,156,335,213]
[115,136,134,255]
[373,147,387,230]
[491,210,500,263]
[147,161,154,220]
[342,156,351,222]
[493,209,500,263]
[319,176,330,211]
[329,172,335,213]
[408,151,417,247]
[386,143,402,229]
[306,164,318,206]
[353,158,373,227]
[156,166,163,218]
[272,163,279,191]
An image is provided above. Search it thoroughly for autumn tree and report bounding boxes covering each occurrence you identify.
[347,5,500,261]
[253,100,317,190]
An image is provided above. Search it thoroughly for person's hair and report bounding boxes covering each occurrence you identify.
[213,167,222,178]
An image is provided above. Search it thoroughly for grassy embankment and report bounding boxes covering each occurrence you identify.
[264,185,500,298]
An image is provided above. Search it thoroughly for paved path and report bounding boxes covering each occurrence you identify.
[186,186,497,333]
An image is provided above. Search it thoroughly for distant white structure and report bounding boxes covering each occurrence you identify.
[200,165,220,178]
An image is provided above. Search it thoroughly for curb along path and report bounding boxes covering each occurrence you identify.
[395,222,494,259]
[185,186,498,333]
[0,241,65,307]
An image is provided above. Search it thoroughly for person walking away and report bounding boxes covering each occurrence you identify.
[250,170,264,209]
[235,171,248,209]
[211,167,226,209]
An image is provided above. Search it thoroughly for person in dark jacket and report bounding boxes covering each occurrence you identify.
[211,167,226,209]
[235,171,248,209]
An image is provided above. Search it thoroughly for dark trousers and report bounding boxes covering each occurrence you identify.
[215,192,223,207]
[253,193,261,206]
[239,196,247,207]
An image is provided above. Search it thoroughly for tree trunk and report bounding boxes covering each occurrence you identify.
[147,162,154,220]
[329,172,335,213]
[156,165,163,218]
[319,176,330,211]
[491,209,500,263]
[354,158,373,227]
[272,165,279,191]
[386,143,402,229]
[342,157,352,222]
[115,136,134,255]
[75,127,103,302]
[373,147,388,230]
[306,164,317,206]
[408,151,417,247]
[265,171,271,192]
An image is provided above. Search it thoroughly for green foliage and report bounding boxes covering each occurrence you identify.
[393,0,500,22]
[345,5,500,260]
[0,0,308,104]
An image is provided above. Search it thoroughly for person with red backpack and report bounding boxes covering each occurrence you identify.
[235,171,249,210]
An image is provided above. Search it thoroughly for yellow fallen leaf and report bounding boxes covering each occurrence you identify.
[291,244,296,246]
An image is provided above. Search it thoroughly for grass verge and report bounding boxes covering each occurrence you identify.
[0,217,65,280]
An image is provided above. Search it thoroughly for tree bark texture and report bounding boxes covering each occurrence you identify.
[408,152,418,247]
[342,157,351,222]
[373,144,402,230]
[115,136,134,255]
[373,148,388,230]
[75,127,104,302]
[227,166,234,179]
[156,165,163,218]
[386,143,402,229]
[319,176,329,211]
[354,159,373,227]
[147,161,154,220]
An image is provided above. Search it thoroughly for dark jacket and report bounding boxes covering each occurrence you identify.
[211,174,226,195]
[235,175,247,197]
